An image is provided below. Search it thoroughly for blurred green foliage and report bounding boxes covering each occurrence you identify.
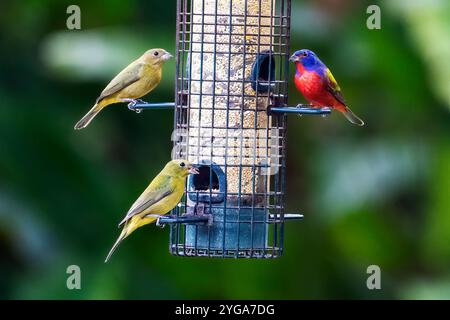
[0,0,449,299]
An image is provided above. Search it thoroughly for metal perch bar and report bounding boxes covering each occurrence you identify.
[128,102,176,111]
[156,213,302,226]
[127,102,331,117]
[270,105,332,115]
[157,215,211,225]
[269,213,303,220]
[269,213,303,222]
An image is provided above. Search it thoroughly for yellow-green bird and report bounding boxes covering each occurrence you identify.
[74,48,172,130]
[105,159,198,263]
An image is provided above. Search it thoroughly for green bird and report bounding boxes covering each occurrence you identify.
[74,48,172,130]
[105,159,198,263]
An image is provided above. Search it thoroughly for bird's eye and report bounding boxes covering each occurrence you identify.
[154,51,159,56]
[302,52,308,57]
[179,162,185,167]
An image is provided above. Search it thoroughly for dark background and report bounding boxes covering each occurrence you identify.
[0,0,449,299]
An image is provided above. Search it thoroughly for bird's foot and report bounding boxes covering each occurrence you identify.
[321,107,332,118]
[122,99,138,109]
[205,214,214,227]
[122,99,146,113]
[193,203,214,226]
[157,216,169,228]
[296,103,314,108]
[156,217,166,228]
[145,214,165,228]
[121,98,136,105]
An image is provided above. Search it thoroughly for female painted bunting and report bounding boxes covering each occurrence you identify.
[290,49,365,126]
[74,48,172,130]
[105,159,199,262]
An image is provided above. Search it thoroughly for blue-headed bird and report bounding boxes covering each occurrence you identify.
[290,49,364,126]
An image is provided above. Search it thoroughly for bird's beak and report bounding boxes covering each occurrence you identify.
[289,55,299,62]
[188,166,199,175]
[163,52,173,61]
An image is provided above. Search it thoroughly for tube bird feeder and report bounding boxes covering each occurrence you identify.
[171,0,293,258]
[129,0,330,258]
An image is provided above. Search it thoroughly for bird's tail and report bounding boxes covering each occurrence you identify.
[104,215,158,262]
[74,103,103,130]
[105,226,129,263]
[341,106,365,126]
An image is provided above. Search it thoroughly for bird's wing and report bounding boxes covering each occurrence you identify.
[324,68,347,106]
[118,175,174,227]
[96,62,143,103]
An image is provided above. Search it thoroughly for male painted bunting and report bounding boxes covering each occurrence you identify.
[74,48,172,130]
[105,159,199,262]
[290,49,364,126]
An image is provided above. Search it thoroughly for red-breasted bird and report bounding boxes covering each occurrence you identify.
[290,49,364,126]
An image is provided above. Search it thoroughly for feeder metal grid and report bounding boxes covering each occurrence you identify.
[169,0,293,259]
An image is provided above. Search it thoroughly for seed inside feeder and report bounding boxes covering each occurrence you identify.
[187,0,277,204]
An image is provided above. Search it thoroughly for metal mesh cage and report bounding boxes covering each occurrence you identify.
[170,0,291,258]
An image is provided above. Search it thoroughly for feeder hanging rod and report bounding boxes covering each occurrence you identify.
[128,102,332,116]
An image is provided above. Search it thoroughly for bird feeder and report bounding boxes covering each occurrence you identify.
[130,0,330,258]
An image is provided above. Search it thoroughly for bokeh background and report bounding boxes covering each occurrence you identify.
[0,0,449,299]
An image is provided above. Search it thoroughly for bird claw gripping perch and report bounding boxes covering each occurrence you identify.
[194,203,214,227]
[144,214,165,228]
[295,104,312,117]
[156,218,165,229]
[134,99,148,105]
[296,103,313,108]
[125,99,148,113]
[293,104,331,118]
